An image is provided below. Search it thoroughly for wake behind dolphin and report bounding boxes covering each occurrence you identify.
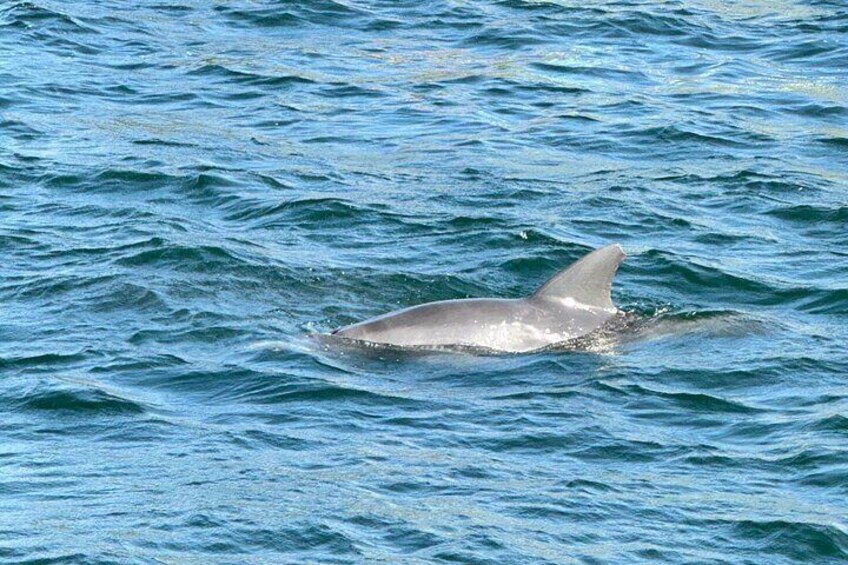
[329,244,626,353]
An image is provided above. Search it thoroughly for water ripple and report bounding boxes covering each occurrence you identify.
[2,0,847,562]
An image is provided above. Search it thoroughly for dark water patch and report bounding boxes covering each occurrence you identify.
[361,520,445,556]
[31,236,167,262]
[89,283,170,315]
[99,84,137,97]
[712,419,791,445]
[128,325,247,346]
[441,214,512,234]
[677,452,752,470]
[609,11,693,37]
[10,273,120,301]
[674,30,765,52]
[93,417,180,444]
[212,6,300,28]
[631,249,772,297]
[318,84,386,99]
[6,552,95,565]
[819,136,848,149]
[237,382,425,408]
[491,388,582,402]
[89,353,189,374]
[378,415,455,432]
[765,38,843,63]
[140,514,362,559]
[214,0,367,29]
[573,438,689,463]
[460,27,547,49]
[147,4,195,15]
[476,429,585,455]
[531,61,649,83]
[0,234,48,253]
[40,35,102,56]
[795,465,848,492]
[723,519,848,562]
[764,448,847,472]
[38,172,88,189]
[0,117,42,137]
[225,197,393,230]
[0,350,93,371]
[188,63,315,89]
[58,169,182,193]
[620,124,751,148]
[624,384,764,415]
[140,368,268,398]
[629,249,848,311]
[808,414,848,435]
[512,82,591,96]
[176,172,242,206]
[134,91,200,106]
[131,138,197,148]
[767,204,848,225]
[2,2,99,35]
[629,364,772,392]
[791,103,848,119]
[227,428,311,451]
[794,288,848,316]
[19,385,146,416]
[115,244,242,271]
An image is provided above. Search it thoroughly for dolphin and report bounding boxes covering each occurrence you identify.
[330,244,626,353]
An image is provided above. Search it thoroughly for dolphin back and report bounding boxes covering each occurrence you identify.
[329,243,626,352]
[530,244,625,310]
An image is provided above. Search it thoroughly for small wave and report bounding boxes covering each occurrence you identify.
[225,428,311,452]
[623,310,770,343]
[609,11,693,37]
[11,273,120,301]
[809,414,848,435]
[636,385,764,414]
[213,0,367,29]
[223,197,396,231]
[89,353,189,374]
[621,124,753,148]
[767,204,848,225]
[318,84,386,99]
[212,6,300,28]
[131,138,197,148]
[571,438,689,463]
[724,518,848,561]
[1,2,99,34]
[89,282,169,314]
[459,27,547,48]
[16,383,146,416]
[115,243,242,271]
[212,368,421,408]
[532,61,649,83]
[0,350,92,370]
[796,467,848,491]
[187,63,315,88]
[128,325,245,346]
[820,136,848,148]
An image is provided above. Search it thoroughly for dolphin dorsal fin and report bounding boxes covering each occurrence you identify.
[530,244,625,310]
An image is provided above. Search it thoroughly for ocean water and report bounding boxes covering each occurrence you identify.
[2,0,847,562]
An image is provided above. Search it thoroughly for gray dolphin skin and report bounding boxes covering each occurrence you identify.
[331,244,626,353]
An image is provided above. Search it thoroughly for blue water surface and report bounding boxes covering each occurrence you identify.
[2,1,847,563]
